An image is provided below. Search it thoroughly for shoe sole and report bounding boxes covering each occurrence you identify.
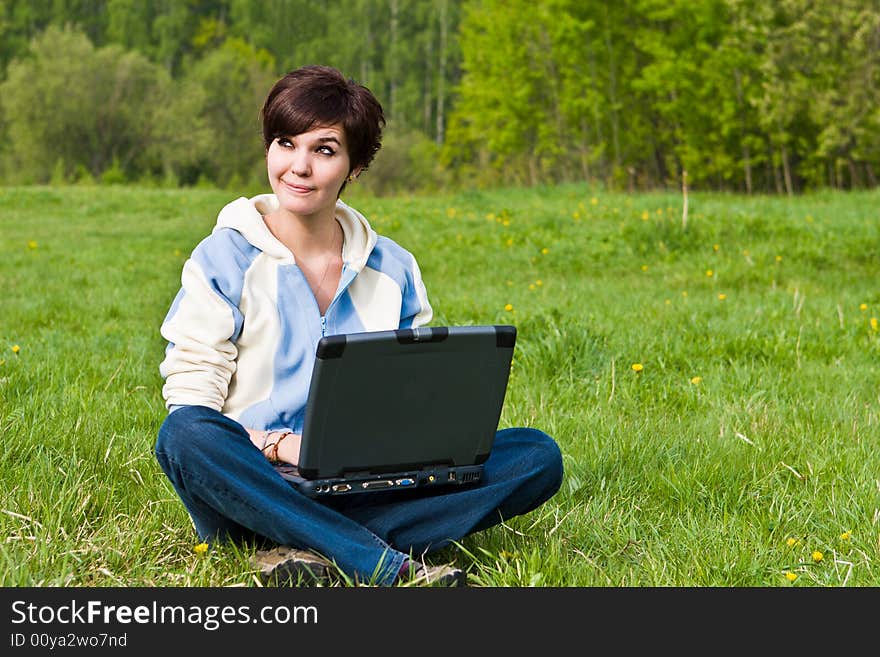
[259,559,330,586]
[254,548,332,587]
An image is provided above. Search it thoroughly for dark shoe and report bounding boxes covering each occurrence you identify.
[252,546,332,586]
[401,561,467,587]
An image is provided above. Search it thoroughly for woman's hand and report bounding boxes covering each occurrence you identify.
[247,428,302,466]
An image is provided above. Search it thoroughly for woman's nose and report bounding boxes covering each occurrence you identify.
[289,151,311,176]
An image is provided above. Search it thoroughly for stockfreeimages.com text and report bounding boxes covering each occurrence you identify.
[10,599,317,631]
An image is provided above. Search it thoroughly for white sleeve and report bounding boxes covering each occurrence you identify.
[159,257,239,412]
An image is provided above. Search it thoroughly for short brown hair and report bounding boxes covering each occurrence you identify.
[260,65,385,174]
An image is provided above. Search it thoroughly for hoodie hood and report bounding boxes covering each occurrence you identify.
[212,194,378,273]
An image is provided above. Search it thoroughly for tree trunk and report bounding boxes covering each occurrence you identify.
[847,157,860,189]
[742,143,752,194]
[388,0,399,122]
[580,115,591,181]
[865,162,877,187]
[781,144,793,196]
[771,145,783,195]
[424,9,434,135]
[604,15,621,170]
[361,2,372,85]
[435,0,448,146]
[587,38,605,179]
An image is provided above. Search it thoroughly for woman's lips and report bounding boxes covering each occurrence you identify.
[282,180,314,193]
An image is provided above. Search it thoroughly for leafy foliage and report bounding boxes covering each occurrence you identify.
[0,1,879,192]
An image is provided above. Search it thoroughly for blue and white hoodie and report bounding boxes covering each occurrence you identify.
[159,193,432,432]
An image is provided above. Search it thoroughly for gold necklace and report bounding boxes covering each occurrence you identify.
[293,227,342,299]
[312,254,334,293]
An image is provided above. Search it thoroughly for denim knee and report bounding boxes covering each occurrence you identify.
[527,428,564,500]
[155,405,231,466]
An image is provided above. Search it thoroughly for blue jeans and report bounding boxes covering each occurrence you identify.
[154,405,563,585]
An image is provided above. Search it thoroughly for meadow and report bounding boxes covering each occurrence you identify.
[1,183,878,586]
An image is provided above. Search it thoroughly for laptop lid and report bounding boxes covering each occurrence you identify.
[295,324,516,481]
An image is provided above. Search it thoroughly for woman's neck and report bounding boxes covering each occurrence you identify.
[264,206,340,259]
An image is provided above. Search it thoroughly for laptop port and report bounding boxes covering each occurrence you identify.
[332,484,352,493]
[361,480,394,490]
[395,477,415,486]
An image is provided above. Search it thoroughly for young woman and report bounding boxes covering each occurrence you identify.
[154,65,563,586]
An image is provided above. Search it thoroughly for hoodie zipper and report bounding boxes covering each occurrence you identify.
[319,264,352,338]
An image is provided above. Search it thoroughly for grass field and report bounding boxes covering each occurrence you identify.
[1,183,878,586]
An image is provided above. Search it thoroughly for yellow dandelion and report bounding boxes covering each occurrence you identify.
[656,209,663,215]
[502,219,510,226]
[528,284,536,291]
[194,542,209,555]
[718,293,727,300]
[541,247,549,255]
[712,244,719,252]
[535,280,543,286]
[786,537,800,548]
[485,213,495,221]
[572,212,580,220]
[446,207,457,218]
[506,238,513,247]
[641,211,649,220]
[682,291,688,297]
[812,550,823,563]
[506,280,513,286]
[27,240,38,249]
[690,376,702,385]
[631,363,644,373]
[784,572,798,582]
[504,303,513,312]
[641,264,649,272]
[705,269,713,277]
[664,299,671,305]
[11,345,20,354]
[775,255,782,262]
[871,317,878,332]
[859,303,867,311]
[590,197,598,205]
[840,531,851,541]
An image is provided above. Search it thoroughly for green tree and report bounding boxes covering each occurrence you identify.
[446,0,558,185]
[152,36,276,187]
[0,24,167,183]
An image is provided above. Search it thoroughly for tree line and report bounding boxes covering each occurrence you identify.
[0,0,877,194]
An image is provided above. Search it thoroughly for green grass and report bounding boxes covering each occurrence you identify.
[1,183,878,586]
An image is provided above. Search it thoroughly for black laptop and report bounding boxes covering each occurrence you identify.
[274,325,516,498]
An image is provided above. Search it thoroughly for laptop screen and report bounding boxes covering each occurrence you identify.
[296,325,516,480]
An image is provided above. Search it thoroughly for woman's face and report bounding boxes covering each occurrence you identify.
[266,123,356,219]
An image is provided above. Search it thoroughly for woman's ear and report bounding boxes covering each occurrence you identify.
[348,166,363,181]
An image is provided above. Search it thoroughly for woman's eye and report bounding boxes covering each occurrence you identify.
[317,145,335,155]
[277,137,292,147]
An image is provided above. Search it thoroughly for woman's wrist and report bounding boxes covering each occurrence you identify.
[261,429,280,450]
[259,429,299,465]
